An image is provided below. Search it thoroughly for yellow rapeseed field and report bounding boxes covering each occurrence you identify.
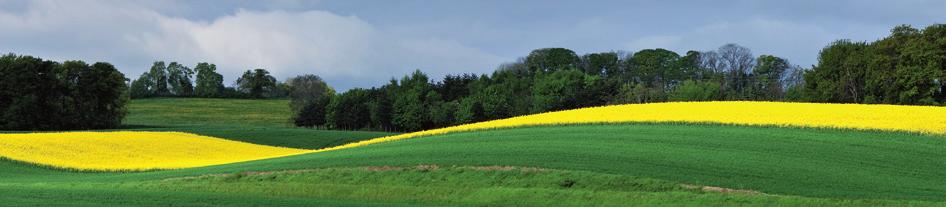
[3,101,944,171]
[0,131,312,171]
[314,101,946,153]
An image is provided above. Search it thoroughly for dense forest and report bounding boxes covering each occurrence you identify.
[0,54,127,130]
[288,44,804,131]
[285,24,944,131]
[804,25,946,104]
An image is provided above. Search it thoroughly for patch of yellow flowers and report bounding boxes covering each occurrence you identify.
[0,131,312,171]
[314,101,946,153]
[2,101,944,171]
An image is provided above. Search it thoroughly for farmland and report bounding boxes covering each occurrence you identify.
[0,131,310,170]
[3,2,944,206]
[120,98,397,149]
[1,98,946,206]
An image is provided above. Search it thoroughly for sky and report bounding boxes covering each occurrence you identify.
[1,0,944,90]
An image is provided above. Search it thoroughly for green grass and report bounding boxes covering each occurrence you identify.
[2,123,946,206]
[129,124,946,201]
[3,165,942,207]
[121,166,946,206]
[123,98,294,127]
[118,98,395,149]
[120,125,393,150]
[0,184,425,207]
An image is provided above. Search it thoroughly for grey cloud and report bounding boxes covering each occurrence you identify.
[1,0,944,90]
[0,0,504,90]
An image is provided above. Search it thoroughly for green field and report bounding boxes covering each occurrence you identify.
[119,98,395,149]
[2,98,946,206]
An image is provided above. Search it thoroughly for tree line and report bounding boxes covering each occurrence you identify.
[801,24,946,104]
[0,54,127,130]
[289,24,945,132]
[8,24,932,131]
[287,44,805,131]
[129,62,289,99]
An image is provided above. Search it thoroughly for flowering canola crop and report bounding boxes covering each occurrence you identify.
[0,131,312,171]
[3,101,945,171]
[314,101,946,153]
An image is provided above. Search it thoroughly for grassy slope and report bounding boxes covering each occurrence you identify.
[123,98,293,126]
[133,124,946,201]
[3,124,946,206]
[3,166,941,207]
[4,98,946,206]
[120,98,395,149]
[0,184,424,207]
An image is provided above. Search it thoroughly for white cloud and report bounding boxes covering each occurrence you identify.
[0,1,504,90]
[141,10,382,78]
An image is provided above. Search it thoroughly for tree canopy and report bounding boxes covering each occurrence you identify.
[236,69,280,99]
[288,74,333,127]
[803,24,946,105]
[293,24,946,132]
[130,62,287,99]
[0,54,127,130]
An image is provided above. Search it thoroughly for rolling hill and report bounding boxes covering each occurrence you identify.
[1,99,945,206]
[121,98,397,149]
